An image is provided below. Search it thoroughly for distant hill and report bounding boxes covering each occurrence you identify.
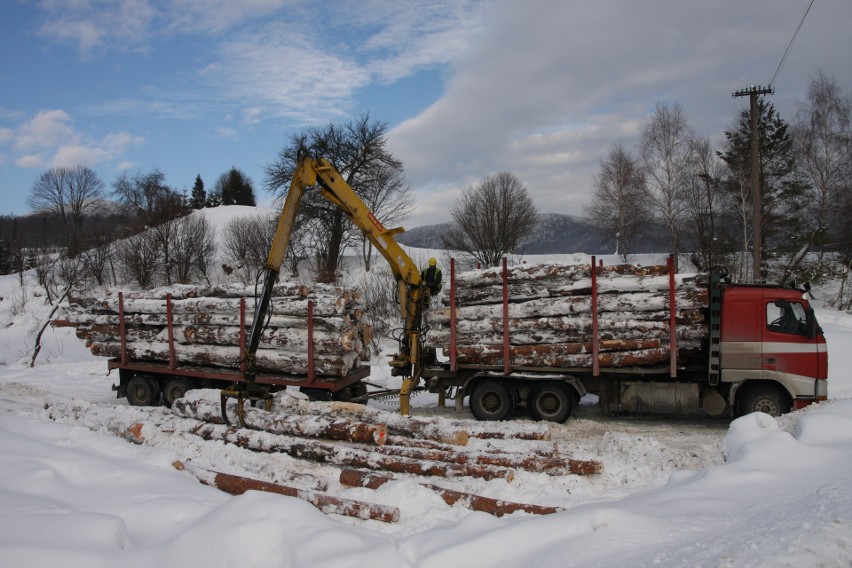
[397,213,670,255]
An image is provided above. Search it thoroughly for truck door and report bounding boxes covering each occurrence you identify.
[762,295,821,382]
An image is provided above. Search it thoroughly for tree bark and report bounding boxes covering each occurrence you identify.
[173,397,387,445]
[174,461,399,523]
[339,469,564,517]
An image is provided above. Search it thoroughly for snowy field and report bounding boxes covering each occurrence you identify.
[1,234,851,566]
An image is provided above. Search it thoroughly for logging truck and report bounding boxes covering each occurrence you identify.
[89,154,827,424]
[418,259,828,422]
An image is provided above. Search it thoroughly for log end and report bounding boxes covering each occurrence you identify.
[373,424,388,446]
[441,431,470,446]
[126,422,145,444]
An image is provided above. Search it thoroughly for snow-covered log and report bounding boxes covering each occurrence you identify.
[77,323,362,352]
[173,397,387,445]
[90,341,359,376]
[187,422,515,481]
[338,469,564,517]
[426,261,710,371]
[65,282,370,377]
[174,461,400,523]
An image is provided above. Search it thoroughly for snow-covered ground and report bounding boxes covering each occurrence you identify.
[1,241,851,566]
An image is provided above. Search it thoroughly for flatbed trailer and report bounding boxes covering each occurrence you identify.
[105,290,372,407]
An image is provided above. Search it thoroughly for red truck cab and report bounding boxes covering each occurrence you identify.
[720,285,828,415]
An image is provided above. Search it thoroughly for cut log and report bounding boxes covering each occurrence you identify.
[70,312,361,331]
[174,461,399,523]
[369,444,601,476]
[268,395,471,446]
[77,323,359,352]
[173,397,387,445]
[448,273,708,306]
[188,421,514,481]
[427,328,705,348]
[451,263,672,289]
[339,469,564,517]
[446,346,674,368]
[80,295,355,319]
[90,341,358,376]
[430,288,709,324]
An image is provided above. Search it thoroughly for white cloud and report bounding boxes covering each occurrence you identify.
[390,0,852,219]
[199,26,371,124]
[16,155,44,169]
[14,110,77,153]
[7,109,143,170]
[36,0,156,55]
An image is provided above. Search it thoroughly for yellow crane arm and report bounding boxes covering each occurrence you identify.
[247,155,424,414]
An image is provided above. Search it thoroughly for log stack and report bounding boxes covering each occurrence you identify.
[66,283,372,377]
[426,262,709,369]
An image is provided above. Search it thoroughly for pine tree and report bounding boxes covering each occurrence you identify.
[190,175,206,209]
[718,98,808,280]
[215,168,256,206]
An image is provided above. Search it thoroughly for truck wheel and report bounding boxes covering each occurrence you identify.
[470,379,515,421]
[528,382,575,423]
[162,378,193,408]
[333,382,368,404]
[738,384,790,417]
[301,388,333,402]
[127,375,160,406]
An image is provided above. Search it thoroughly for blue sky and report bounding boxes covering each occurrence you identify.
[1,0,850,229]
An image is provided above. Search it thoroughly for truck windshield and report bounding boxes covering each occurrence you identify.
[766,301,807,335]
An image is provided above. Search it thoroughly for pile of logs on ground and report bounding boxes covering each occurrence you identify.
[97,389,600,522]
[64,283,372,377]
[426,260,710,369]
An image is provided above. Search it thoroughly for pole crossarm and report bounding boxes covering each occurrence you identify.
[732,85,774,98]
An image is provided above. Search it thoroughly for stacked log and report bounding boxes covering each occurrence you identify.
[66,283,371,377]
[427,262,709,369]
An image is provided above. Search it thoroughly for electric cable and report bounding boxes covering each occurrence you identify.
[769,0,815,88]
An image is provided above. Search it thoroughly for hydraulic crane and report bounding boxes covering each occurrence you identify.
[221,153,427,424]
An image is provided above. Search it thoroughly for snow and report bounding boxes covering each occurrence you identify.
[2,247,852,566]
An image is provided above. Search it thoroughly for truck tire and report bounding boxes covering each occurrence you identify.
[527,382,575,423]
[162,377,193,408]
[127,375,160,406]
[737,384,791,417]
[470,379,515,421]
[301,388,333,402]
[333,382,368,403]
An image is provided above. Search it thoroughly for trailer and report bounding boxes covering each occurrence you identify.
[420,257,828,421]
[100,290,372,408]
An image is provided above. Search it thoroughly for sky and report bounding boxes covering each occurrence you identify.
[1,0,850,230]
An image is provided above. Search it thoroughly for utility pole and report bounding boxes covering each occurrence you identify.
[732,85,773,282]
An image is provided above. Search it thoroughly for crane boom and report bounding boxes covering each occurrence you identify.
[223,155,425,423]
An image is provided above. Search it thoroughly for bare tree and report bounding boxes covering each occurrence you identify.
[28,166,105,255]
[118,231,160,289]
[113,168,188,229]
[80,233,116,287]
[794,71,852,262]
[170,213,217,284]
[358,164,413,271]
[442,172,538,268]
[265,113,410,282]
[640,102,695,261]
[221,213,277,285]
[587,144,649,262]
[682,137,728,271]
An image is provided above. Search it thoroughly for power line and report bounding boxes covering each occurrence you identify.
[769,0,815,88]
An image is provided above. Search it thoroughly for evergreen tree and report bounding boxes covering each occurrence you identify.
[718,98,807,281]
[190,175,206,209]
[215,168,256,206]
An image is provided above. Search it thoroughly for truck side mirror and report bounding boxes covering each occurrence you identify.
[805,308,817,340]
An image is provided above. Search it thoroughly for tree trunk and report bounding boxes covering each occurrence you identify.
[339,469,563,517]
